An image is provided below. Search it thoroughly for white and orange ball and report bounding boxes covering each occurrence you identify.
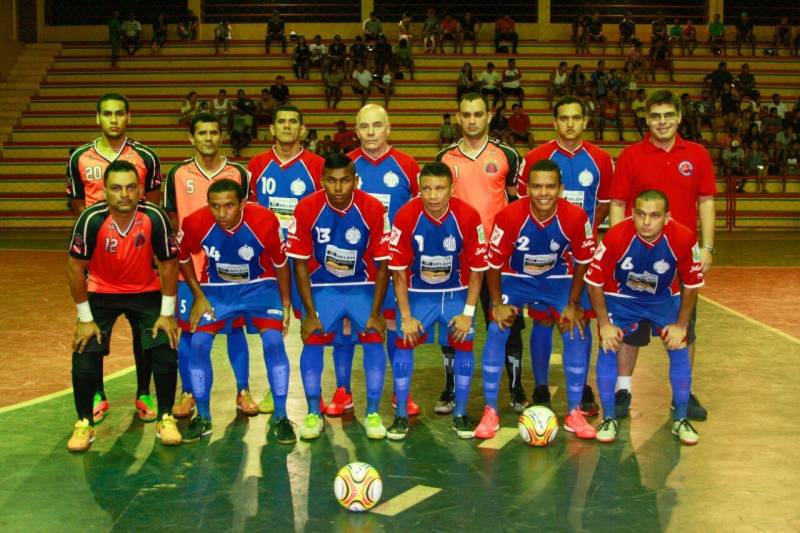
[518,406,559,447]
[333,462,383,512]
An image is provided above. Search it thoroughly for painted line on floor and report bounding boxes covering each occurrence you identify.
[371,484,442,517]
[699,295,799,345]
[0,365,135,414]
[477,427,519,450]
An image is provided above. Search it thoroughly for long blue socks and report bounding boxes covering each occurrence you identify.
[261,329,289,418]
[332,336,355,393]
[454,350,474,417]
[392,348,413,417]
[363,342,386,415]
[178,332,193,394]
[226,327,250,392]
[299,344,324,415]
[481,322,509,410]
[596,347,618,419]
[668,347,691,420]
[562,331,588,412]
[189,332,215,419]
[530,322,553,387]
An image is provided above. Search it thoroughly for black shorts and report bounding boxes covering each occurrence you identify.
[502,87,524,97]
[623,300,697,347]
[81,291,170,355]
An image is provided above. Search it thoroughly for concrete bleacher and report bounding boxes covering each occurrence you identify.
[0,37,798,228]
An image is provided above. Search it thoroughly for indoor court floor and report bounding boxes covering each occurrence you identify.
[0,230,798,532]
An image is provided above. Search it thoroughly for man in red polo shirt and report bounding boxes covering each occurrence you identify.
[609,89,716,421]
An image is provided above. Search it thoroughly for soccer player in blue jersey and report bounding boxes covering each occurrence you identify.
[286,154,392,440]
[518,96,615,415]
[247,105,324,413]
[177,179,295,444]
[387,163,487,439]
[585,189,704,445]
[325,104,421,418]
[477,159,598,440]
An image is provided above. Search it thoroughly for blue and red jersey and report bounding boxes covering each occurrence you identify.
[389,197,488,291]
[178,203,286,284]
[348,146,420,222]
[285,189,390,286]
[487,198,596,277]
[584,218,704,299]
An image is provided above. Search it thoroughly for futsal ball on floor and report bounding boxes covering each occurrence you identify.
[518,405,559,447]
[333,462,383,512]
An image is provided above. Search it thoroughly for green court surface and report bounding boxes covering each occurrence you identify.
[0,230,798,531]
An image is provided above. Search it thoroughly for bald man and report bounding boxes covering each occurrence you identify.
[322,105,422,417]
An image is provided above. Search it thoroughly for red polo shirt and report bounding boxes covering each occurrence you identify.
[611,133,716,236]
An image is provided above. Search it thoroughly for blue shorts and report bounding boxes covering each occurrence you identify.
[304,284,382,344]
[397,289,475,350]
[501,274,571,316]
[194,279,284,334]
[606,294,680,338]
[528,283,593,321]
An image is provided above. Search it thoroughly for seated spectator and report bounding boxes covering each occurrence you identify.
[781,140,800,192]
[745,140,768,193]
[776,124,797,155]
[489,105,511,143]
[349,36,368,74]
[108,10,121,68]
[625,39,645,78]
[328,35,346,70]
[177,10,199,42]
[459,12,481,54]
[374,65,394,108]
[620,62,640,107]
[269,75,290,106]
[212,89,231,132]
[293,36,310,80]
[769,93,788,119]
[650,40,674,81]
[772,17,792,55]
[265,10,287,54]
[567,64,588,97]
[668,19,683,49]
[597,91,623,141]
[737,63,756,95]
[607,68,623,99]
[720,84,741,129]
[479,62,503,109]
[590,59,608,100]
[707,13,726,55]
[333,120,358,153]
[234,89,256,119]
[439,113,458,149]
[679,92,699,141]
[323,63,344,109]
[704,61,733,101]
[440,13,460,54]
[722,140,746,191]
[308,35,328,73]
[650,12,667,45]
[694,91,718,142]
[151,13,167,54]
[574,14,589,53]
[502,58,524,107]
[394,39,415,80]
[547,61,569,108]
[495,14,519,54]
[398,12,413,45]
[580,93,597,132]
[618,12,636,54]
[363,12,384,42]
[179,91,199,126]
[351,63,373,106]
[320,134,336,157]
[739,89,757,116]
[682,20,698,55]
[456,62,480,101]
[763,107,783,141]
[585,12,607,54]
[743,121,763,149]
[305,129,320,154]
[120,12,142,55]
[230,107,253,158]
[630,88,647,137]
[373,35,394,77]
[254,88,277,135]
[735,12,756,56]
[214,20,232,55]
[508,104,533,147]
[422,8,440,54]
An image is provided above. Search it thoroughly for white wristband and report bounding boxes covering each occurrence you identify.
[76,301,94,323]
[161,295,177,317]
[463,304,476,317]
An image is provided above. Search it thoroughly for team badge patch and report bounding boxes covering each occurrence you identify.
[443,235,457,252]
[653,259,669,274]
[578,169,594,187]
[238,244,255,261]
[549,239,560,251]
[382,171,400,188]
[70,234,84,254]
[345,226,362,244]
[290,178,307,196]
[678,161,694,176]
[134,233,146,248]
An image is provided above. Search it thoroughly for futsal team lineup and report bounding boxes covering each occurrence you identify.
[65,88,713,511]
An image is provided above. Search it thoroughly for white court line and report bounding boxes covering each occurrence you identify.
[477,427,519,450]
[699,295,799,345]
[0,365,135,414]
[371,485,442,517]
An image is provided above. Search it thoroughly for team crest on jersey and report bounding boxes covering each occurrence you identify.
[443,235,457,252]
[290,178,307,196]
[345,226,362,244]
[653,259,669,274]
[134,233,146,248]
[383,171,400,188]
[578,169,594,187]
[549,239,561,251]
[238,244,255,261]
[71,234,84,254]
[484,159,499,175]
[490,226,504,246]
[678,161,694,176]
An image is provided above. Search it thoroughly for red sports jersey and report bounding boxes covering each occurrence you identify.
[178,203,285,283]
[389,197,488,290]
[487,198,596,276]
[69,201,177,293]
[584,218,704,297]
[286,189,390,285]
[611,134,716,236]
[67,138,161,206]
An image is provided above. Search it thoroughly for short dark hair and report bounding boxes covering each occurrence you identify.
[645,89,680,113]
[190,112,220,134]
[103,159,137,184]
[323,152,355,172]
[459,92,488,112]
[419,162,453,184]
[96,92,129,113]
[207,178,244,201]
[553,96,585,119]
[273,105,304,124]
[635,189,669,212]
[528,159,562,184]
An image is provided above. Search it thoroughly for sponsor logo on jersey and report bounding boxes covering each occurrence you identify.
[383,213,391,233]
[490,226,504,246]
[176,230,184,244]
[382,171,400,188]
[389,226,402,246]
[345,226,362,244]
[625,271,658,294]
[578,169,594,186]
[523,253,558,276]
[238,244,255,261]
[593,242,606,261]
[443,235,457,252]
[549,239,561,251]
[290,178,307,196]
[584,220,593,238]
[678,160,694,176]
[653,259,669,274]
[477,225,486,244]
[691,243,701,262]
[287,216,297,235]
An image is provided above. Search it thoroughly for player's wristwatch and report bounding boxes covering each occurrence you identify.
[702,244,715,254]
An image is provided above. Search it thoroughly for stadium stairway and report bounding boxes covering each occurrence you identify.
[0,39,797,229]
